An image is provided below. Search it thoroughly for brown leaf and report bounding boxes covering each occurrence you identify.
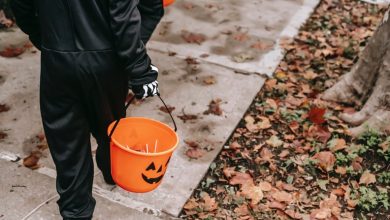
[278,150,290,158]
[0,104,10,113]
[202,76,216,85]
[0,130,7,140]
[223,167,236,178]
[203,99,223,116]
[284,210,302,219]
[241,184,264,206]
[335,166,347,175]
[230,141,242,149]
[183,198,199,210]
[272,190,293,203]
[266,135,284,148]
[184,140,199,148]
[184,56,200,65]
[257,116,272,130]
[259,181,272,192]
[159,105,175,113]
[23,151,42,169]
[328,138,347,152]
[178,110,198,123]
[201,193,218,211]
[312,151,336,172]
[269,201,286,210]
[181,30,206,45]
[0,47,26,58]
[359,170,376,185]
[185,148,205,159]
[229,172,254,186]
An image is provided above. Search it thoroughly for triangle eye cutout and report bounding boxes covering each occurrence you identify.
[146,162,156,171]
[157,165,163,173]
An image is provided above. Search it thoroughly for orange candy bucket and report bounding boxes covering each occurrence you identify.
[163,0,175,7]
[108,96,178,193]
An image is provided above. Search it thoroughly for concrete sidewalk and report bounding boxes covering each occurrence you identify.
[0,0,319,219]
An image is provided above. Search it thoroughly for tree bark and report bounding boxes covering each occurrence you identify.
[323,9,390,136]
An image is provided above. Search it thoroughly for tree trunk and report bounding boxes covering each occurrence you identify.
[323,9,390,136]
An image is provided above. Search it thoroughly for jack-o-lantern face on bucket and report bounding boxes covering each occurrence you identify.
[141,157,171,184]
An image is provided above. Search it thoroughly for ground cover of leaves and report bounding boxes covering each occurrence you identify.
[181,0,389,219]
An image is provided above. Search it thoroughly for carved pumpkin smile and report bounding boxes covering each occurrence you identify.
[142,173,163,184]
[141,157,171,184]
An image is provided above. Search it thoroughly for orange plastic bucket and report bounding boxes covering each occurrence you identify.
[163,0,175,7]
[107,96,178,193]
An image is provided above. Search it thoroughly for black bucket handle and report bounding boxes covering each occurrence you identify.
[109,94,178,139]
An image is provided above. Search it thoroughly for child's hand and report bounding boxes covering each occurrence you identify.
[131,65,160,99]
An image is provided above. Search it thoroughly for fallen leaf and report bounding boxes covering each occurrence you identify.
[278,150,290,158]
[0,131,7,140]
[181,30,206,44]
[272,190,293,203]
[184,140,199,148]
[232,52,254,63]
[223,167,236,178]
[359,170,376,185]
[312,151,336,172]
[185,148,205,159]
[0,47,25,57]
[241,184,264,205]
[266,135,284,147]
[159,105,175,113]
[184,56,200,65]
[23,151,42,169]
[178,110,198,123]
[259,181,272,191]
[201,193,218,211]
[203,76,216,85]
[203,99,223,116]
[308,107,326,125]
[230,141,242,149]
[328,138,347,152]
[183,198,199,210]
[284,210,302,219]
[335,166,347,175]
[269,201,286,210]
[229,172,254,186]
[0,104,10,113]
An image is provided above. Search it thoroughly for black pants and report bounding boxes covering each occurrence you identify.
[40,49,127,219]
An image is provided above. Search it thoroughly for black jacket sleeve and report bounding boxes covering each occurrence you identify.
[138,0,164,45]
[109,0,157,86]
[10,0,41,50]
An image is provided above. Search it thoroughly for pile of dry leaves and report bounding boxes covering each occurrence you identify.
[181,0,389,219]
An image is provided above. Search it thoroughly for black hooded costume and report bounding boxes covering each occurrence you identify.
[11,0,164,219]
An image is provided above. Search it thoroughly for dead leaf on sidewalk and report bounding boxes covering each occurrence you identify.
[185,148,205,159]
[204,99,223,116]
[159,105,175,113]
[23,151,42,170]
[181,30,206,45]
[0,104,10,113]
